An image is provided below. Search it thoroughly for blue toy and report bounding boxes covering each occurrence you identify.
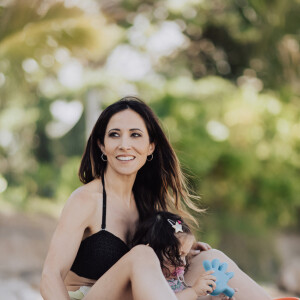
[203,258,235,297]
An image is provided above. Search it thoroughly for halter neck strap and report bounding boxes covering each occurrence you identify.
[101,175,107,230]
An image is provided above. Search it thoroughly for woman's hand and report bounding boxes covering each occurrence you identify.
[191,270,217,297]
[189,241,212,256]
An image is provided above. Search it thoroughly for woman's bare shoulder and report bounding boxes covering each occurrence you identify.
[63,179,102,218]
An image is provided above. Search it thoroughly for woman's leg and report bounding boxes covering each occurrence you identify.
[184,249,272,300]
[84,245,177,300]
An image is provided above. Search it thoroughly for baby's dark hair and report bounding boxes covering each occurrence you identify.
[132,211,193,277]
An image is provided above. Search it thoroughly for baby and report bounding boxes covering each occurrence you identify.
[132,211,221,298]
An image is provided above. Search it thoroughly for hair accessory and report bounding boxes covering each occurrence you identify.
[167,219,183,233]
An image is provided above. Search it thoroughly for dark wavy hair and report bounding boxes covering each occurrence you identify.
[79,96,202,222]
[132,211,193,277]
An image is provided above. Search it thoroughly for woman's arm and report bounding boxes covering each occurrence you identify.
[40,190,96,300]
[176,287,198,300]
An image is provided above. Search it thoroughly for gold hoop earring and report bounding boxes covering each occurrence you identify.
[101,154,107,162]
[147,154,153,161]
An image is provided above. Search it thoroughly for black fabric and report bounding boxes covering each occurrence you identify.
[70,176,130,280]
[70,230,129,280]
[101,175,106,230]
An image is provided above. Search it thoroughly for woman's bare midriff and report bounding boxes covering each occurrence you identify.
[64,270,96,291]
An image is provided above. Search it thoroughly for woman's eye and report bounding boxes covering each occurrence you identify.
[131,132,141,137]
[108,132,119,137]
[108,132,141,138]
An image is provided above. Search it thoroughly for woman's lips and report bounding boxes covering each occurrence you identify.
[116,155,135,161]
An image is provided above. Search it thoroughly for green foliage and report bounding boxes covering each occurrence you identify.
[152,79,300,230]
[0,0,121,208]
[199,212,281,281]
[55,156,82,202]
[149,76,300,278]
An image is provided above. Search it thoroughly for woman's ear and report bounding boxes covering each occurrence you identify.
[148,142,155,155]
[97,139,106,155]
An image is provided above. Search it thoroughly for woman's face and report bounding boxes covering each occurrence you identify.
[100,109,155,176]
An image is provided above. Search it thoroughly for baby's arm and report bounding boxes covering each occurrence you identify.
[176,270,217,300]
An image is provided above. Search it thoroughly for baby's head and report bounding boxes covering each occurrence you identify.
[132,211,195,278]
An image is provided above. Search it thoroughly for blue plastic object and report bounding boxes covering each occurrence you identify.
[203,258,235,297]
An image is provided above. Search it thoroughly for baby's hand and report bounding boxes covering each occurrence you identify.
[191,270,217,296]
[203,259,235,297]
[220,288,238,300]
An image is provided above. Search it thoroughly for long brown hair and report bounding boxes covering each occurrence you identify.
[79,96,203,223]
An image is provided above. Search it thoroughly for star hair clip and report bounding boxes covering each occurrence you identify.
[167,219,183,233]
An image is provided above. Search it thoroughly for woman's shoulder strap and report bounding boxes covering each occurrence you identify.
[101,175,107,230]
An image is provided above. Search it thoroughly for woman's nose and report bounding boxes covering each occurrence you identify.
[118,136,132,150]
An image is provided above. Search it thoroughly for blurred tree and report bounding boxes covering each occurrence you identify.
[150,78,300,280]
[0,0,122,205]
[100,0,300,95]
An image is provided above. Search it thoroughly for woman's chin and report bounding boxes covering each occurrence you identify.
[113,167,140,176]
[109,162,145,176]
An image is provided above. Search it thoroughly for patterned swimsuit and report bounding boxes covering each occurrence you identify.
[166,267,187,293]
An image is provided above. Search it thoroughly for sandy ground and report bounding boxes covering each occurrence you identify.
[0,277,296,299]
[0,278,42,300]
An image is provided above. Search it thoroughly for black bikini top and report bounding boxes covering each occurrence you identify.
[70,176,130,280]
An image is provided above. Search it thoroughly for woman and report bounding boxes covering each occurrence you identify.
[40,96,271,300]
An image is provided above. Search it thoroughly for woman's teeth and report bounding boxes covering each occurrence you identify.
[116,156,135,161]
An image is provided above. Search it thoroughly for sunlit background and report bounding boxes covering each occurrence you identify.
[0,0,300,298]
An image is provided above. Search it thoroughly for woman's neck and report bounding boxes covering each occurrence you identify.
[103,166,137,207]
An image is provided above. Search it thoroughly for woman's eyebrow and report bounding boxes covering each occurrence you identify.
[108,128,120,133]
[130,128,144,132]
[108,128,144,133]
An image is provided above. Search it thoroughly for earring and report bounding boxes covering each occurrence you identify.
[101,153,107,162]
[147,154,153,161]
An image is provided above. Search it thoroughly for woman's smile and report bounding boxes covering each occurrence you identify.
[116,155,136,162]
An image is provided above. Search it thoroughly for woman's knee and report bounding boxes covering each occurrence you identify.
[129,245,160,267]
[202,248,226,259]
[129,245,159,260]
[197,249,238,268]
[186,249,239,285]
